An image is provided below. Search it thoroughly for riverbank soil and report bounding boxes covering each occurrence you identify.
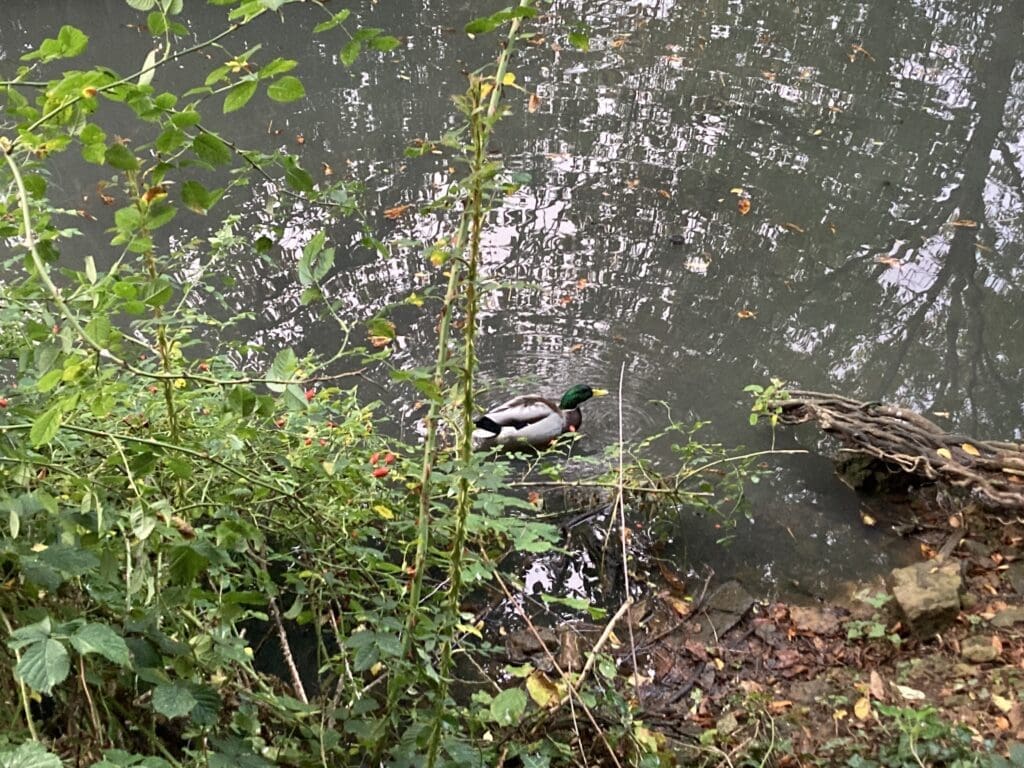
[632,488,1024,765]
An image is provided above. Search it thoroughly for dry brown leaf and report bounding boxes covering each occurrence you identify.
[610,36,629,49]
[658,189,671,199]
[737,198,752,215]
[783,222,805,233]
[384,204,412,220]
[568,343,584,353]
[875,255,901,267]
[869,670,886,700]
[559,295,573,306]
[769,699,793,713]
[762,70,777,81]
[737,309,757,319]
[528,92,541,113]
[949,515,962,528]
[665,596,690,618]
[369,336,392,348]
[951,219,978,228]
[626,179,640,189]
[576,277,589,289]
[322,162,334,176]
[142,185,167,204]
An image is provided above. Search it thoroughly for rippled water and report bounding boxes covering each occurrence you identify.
[4,0,1022,597]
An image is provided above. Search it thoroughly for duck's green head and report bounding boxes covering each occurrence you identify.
[559,384,609,410]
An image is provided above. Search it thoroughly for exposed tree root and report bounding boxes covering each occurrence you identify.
[769,390,1024,508]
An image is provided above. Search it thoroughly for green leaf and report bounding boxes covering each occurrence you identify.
[298,232,334,285]
[22,25,89,62]
[36,545,100,576]
[188,684,221,725]
[283,157,313,194]
[368,35,401,53]
[181,180,222,214]
[489,687,526,725]
[153,681,197,719]
[266,348,299,393]
[568,30,590,52]
[70,623,131,667]
[30,405,62,447]
[126,0,158,9]
[36,368,63,393]
[266,75,305,103]
[223,79,258,113]
[259,57,297,78]
[16,638,70,694]
[192,132,232,167]
[106,143,140,171]
[339,40,361,67]
[7,617,52,650]
[313,9,350,33]
[169,544,209,585]
[0,741,63,768]
[147,11,169,35]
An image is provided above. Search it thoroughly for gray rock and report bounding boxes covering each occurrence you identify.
[890,560,961,636]
[1004,561,1024,595]
[961,635,998,664]
[991,608,1024,628]
[692,581,755,645]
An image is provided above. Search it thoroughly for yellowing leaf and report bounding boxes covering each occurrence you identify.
[993,693,1014,713]
[729,187,746,195]
[854,696,871,720]
[526,670,562,709]
[502,72,516,86]
[937,448,953,460]
[961,443,980,456]
[374,505,394,520]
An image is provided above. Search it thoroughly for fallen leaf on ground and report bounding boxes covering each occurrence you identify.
[854,696,871,720]
[892,683,926,701]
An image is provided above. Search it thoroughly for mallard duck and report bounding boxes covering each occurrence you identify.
[472,384,609,450]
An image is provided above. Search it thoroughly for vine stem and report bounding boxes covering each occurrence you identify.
[0,608,39,742]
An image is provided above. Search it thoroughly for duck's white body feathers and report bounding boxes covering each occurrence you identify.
[472,394,581,450]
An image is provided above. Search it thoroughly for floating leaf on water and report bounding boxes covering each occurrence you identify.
[737,198,751,215]
[729,187,746,195]
[736,309,756,319]
[783,222,805,233]
[528,92,541,113]
[383,203,412,220]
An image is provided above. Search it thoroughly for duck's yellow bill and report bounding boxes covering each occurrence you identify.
[592,388,610,397]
